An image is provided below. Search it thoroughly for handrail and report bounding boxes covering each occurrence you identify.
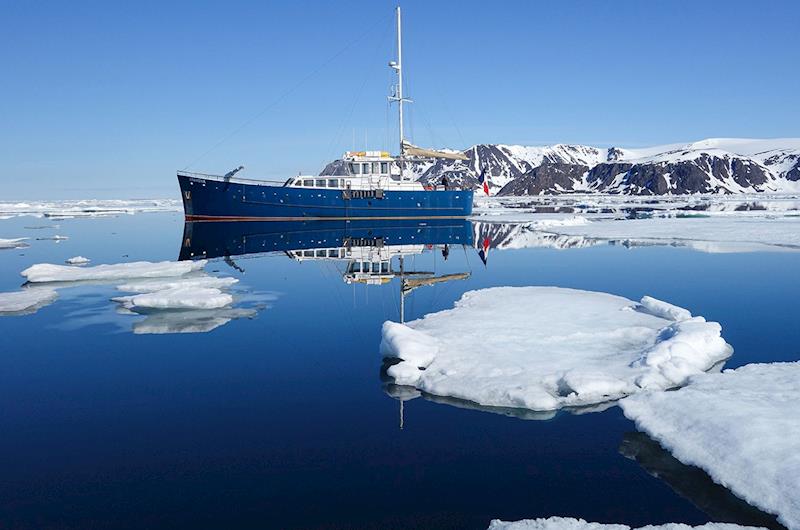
[177,170,294,185]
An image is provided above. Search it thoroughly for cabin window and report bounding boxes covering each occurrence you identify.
[315,250,327,257]
[315,179,326,187]
[350,163,360,175]
[327,179,338,188]
[380,162,389,174]
[303,250,314,257]
[327,249,338,258]
[303,179,313,187]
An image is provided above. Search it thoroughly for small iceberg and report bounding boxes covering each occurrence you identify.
[0,237,29,250]
[621,362,800,530]
[0,288,58,315]
[381,287,731,411]
[65,256,91,265]
[487,517,765,530]
[113,286,234,310]
[21,260,207,283]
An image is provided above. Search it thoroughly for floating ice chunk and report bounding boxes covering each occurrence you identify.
[487,517,764,530]
[546,217,800,252]
[639,296,692,321]
[0,237,29,249]
[65,256,91,265]
[381,287,731,411]
[113,286,233,310]
[0,288,58,315]
[36,234,69,241]
[621,362,800,529]
[116,275,238,293]
[21,260,207,283]
[0,199,181,219]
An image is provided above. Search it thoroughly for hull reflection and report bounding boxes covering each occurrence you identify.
[179,219,473,261]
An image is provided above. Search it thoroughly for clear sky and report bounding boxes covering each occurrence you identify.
[2,0,798,199]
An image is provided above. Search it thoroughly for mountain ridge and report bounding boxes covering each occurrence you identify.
[323,138,800,195]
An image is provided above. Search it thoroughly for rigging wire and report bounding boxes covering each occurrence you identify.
[182,14,390,171]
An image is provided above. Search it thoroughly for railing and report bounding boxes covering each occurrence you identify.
[177,170,293,186]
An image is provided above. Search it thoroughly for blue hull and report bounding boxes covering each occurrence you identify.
[179,218,474,260]
[178,174,473,220]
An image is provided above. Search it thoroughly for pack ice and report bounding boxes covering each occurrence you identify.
[381,287,731,411]
[621,362,800,529]
[0,288,58,315]
[487,517,764,530]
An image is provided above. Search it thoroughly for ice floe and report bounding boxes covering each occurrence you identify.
[619,432,786,529]
[545,217,800,252]
[487,517,764,530]
[381,287,731,411]
[0,237,29,249]
[0,288,58,315]
[621,362,800,529]
[10,258,266,332]
[0,199,181,219]
[113,287,234,310]
[116,275,238,293]
[22,260,206,283]
[65,256,91,265]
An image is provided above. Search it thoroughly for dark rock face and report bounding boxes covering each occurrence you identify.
[587,155,772,194]
[418,144,531,191]
[498,163,590,196]
[763,152,800,181]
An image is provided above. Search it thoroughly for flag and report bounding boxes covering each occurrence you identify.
[478,236,490,266]
[478,168,490,195]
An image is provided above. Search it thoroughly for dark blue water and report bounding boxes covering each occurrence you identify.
[0,212,797,529]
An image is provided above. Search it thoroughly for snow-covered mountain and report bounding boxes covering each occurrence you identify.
[323,138,800,195]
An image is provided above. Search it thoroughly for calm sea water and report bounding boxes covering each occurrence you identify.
[0,212,797,529]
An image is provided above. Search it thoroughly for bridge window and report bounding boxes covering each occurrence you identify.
[362,163,370,174]
[350,163,361,174]
[372,162,380,174]
[381,162,389,174]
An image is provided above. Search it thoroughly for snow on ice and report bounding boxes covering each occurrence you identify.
[486,517,764,530]
[381,287,731,411]
[621,362,800,529]
[22,260,207,283]
[114,286,234,310]
[0,288,58,315]
[0,237,29,249]
[545,216,800,252]
[65,256,91,265]
[0,199,181,219]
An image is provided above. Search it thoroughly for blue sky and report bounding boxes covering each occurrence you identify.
[1,0,798,198]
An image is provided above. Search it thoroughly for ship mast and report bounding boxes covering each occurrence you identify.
[388,6,412,180]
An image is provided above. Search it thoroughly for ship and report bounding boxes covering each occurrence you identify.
[177,7,473,221]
